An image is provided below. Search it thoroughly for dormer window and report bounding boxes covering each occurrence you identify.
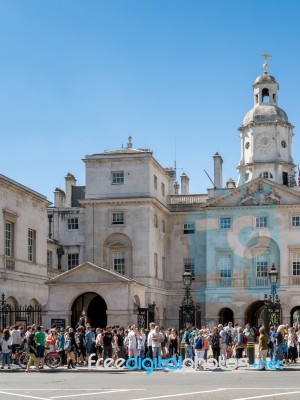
[262,88,269,103]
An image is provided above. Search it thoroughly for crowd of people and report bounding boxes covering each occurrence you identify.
[0,321,300,371]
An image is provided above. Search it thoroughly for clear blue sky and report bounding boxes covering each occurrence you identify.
[1,0,300,202]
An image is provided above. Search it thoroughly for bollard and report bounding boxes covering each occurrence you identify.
[180,343,185,359]
[247,342,255,365]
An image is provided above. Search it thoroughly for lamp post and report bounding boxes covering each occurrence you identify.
[179,272,196,329]
[263,264,282,328]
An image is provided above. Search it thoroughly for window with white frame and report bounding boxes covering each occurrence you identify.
[256,254,268,277]
[292,216,300,227]
[68,253,79,270]
[5,222,13,257]
[183,223,195,234]
[260,171,273,179]
[113,252,125,275]
[112,171,124,185]
[218,254,232,278]
[255,216,268,228]
[28,229,36,262]
[292,253,300,276]
[68,218,79,230]
[184,258,195,275]
[112,211,124,225]
[220,217,231,229]
[47,250,53,268]
[161,182,165,196]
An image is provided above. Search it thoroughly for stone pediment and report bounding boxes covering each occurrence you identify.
[47,262,135,285]
[203,178,300,208]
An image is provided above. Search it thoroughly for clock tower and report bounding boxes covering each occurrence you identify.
[237,56,295,187]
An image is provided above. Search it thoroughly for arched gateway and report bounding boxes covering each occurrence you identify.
[245,300,265,327]
[71,292,107,328]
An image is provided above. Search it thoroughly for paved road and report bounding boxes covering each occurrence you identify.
[0,367,300,400]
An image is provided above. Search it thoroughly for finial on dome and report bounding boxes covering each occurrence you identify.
[262,51,272,73]
[127,136,133,149]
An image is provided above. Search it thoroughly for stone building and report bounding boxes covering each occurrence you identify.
[0,174,51,326]
[44,62,300,329]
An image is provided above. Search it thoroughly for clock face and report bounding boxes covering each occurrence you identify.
[256,135,273,154]
[260,137,271,147]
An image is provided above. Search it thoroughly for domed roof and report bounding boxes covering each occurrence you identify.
[254,72,277,85]
[243,104,288,125]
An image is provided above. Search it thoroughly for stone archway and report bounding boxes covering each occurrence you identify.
[245,300,265,327]
[71,292,107,328]
[219,307,234,325]
[290,306,300,327]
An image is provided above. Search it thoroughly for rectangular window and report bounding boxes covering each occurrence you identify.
[154,253,158,277]
[112,171,124,185]
[183,223,195,234]
[256,255,268,277]
[47,250,53,268]
[112,212,124,225]
[5,222,13,257]
[28,229,36,262]
[184,258,195,275]
[113,252,125,275]
[220,218,231,229]
[154,175,157,190]
[161,183,165,196]
[292,216,300,227]
[218,254,232,278]
[68,253,79,270]
[154,214,158,228]
[256,216,268,228]
[292,253,300,276]
[162,256,166,279]
[162,220,165,233]
[68,218,79,230]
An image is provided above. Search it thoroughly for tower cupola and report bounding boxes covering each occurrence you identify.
[237,54,295,187]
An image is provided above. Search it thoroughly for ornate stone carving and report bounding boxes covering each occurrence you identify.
[240,185,280,206]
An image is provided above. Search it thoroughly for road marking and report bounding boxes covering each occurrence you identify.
[128,388,227,400]
[51,389,143,399]
[0,391,51,400]
[232,390,300,400]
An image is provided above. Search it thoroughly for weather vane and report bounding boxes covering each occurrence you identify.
[262,51,272,73]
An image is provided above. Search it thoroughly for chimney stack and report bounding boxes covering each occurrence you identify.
[65,173,76,207]
[181,173,189,195]
[213,152,223,189]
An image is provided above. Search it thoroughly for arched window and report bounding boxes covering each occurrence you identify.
[260,171,273,179]
[262,88,269,103]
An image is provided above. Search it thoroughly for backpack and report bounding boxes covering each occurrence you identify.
[184,331,190,345]
[242,334,248,345]
[194,336,202,350]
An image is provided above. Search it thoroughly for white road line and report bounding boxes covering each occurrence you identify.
[232,390,300,400]
[51,389,143,399]
[0,391,51,400]
[128,388,227,400]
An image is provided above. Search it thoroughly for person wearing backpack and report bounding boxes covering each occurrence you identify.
[194,330,204,370]
[234,327,245,359]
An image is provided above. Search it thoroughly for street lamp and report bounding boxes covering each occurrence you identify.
[179,272,195,329]
[263,263,282,328]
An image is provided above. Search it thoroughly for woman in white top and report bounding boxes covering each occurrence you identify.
[0,329,13,369]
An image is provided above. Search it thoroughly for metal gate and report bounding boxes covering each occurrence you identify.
[137,303,156,329]
[0,293,42,328]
